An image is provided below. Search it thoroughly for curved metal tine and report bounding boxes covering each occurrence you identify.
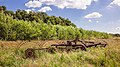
[54,40,63,44]
[19,41,28,49]
[101,40,108,47]
[37,41,43,48]
[102,40,108,44]
[42,40,47,47]
[54,40,59,44]
[79,39,87,46]
[36,40,46,48]
[16,40,28,49]
[58,41,63,44]
[54,40,58,44]
[16,40,23,48]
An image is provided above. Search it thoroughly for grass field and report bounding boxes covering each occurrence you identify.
[0,38,120,67]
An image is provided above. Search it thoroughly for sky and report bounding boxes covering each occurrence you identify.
[0,0,120,34]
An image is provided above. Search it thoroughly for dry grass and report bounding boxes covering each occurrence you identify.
[0,38,120,67]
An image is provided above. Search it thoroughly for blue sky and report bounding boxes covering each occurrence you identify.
[0,0,120,34]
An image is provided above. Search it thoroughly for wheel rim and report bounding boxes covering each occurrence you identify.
[25,48,35,58]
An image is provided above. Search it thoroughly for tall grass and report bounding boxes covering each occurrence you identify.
[0,44,120,67]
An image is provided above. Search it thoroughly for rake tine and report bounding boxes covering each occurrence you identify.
[41,40,46,47]
[18,41,28,49]
[36,40,46,48]
[16,40,28,49]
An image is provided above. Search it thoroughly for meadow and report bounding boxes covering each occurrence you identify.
[0,38,120,67]
[0,5,119,67]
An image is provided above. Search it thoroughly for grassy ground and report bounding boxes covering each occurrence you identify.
[0,38,120,67]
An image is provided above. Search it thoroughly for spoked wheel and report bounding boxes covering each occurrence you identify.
[25,48,35,58]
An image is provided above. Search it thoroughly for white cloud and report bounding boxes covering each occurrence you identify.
[84,12,102,18]
[110,0,120,6]
[116,27,120,30]
[107,0,120,8]
[107,5,113,9]
[25,9,35,13]
[96,21,99,23]
[93,0,98,2]
[25,9,32,13]
[25,0,42,8]
[38,6,52,12]
[41,0,98,9]
[88,19,92,22]
[31,8,35,11]
[25,0,98,9]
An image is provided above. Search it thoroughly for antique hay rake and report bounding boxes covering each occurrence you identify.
[25,37,108,58]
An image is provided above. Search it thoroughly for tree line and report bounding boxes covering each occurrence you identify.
[0,6,76,27]
[0,13,111,41]
[111,34,120,37]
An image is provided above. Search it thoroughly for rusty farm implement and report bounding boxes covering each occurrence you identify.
[25,37,108,58]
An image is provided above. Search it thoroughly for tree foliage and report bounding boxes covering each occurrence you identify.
[0,13,111,41]
[0,6,76,27]
[0,6,112,40]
